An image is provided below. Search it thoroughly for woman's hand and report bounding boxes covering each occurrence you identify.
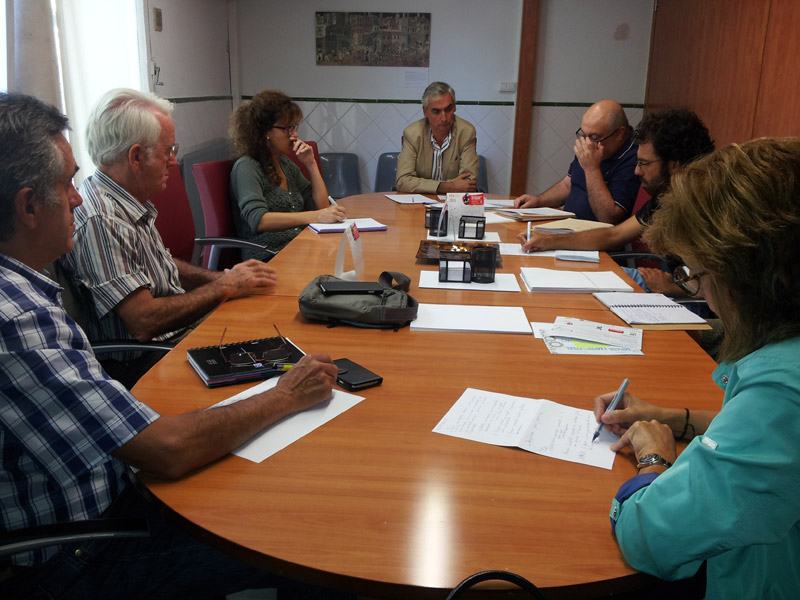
[292,138,317,169]
[313,205,347,223]
[593,390,663,437]
[611,419,677,472]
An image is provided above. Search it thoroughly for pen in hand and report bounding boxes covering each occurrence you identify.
[592,378,630,443]
[328,195,338,206]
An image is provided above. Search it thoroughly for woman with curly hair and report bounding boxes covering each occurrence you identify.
[229,90,346,259]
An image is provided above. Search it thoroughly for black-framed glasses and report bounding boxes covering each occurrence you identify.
[575,125,622,144]
[273,124,298,134]
[636,158,662,168]
[218,324,290,368]
[673,265,707,297]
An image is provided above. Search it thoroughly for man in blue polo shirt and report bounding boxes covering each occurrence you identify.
[514,99,639,224]
[0,93,340,600]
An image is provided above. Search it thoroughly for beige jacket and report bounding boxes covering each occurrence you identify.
[395,116,479,193]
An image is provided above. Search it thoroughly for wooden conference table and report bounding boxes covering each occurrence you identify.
[135,194,723,599]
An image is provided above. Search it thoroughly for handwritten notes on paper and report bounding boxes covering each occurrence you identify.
[433,388,617,469]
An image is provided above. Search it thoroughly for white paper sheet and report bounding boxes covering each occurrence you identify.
[554,250,600,263]
[411,303,532,334]
[484,212,514,224]
[433,388,617,469]
[207,377,364,463]
[520,268,633,293]
[499,244,557,257]
[309,218,387,233]
[385,194,437,204]
[418,270,521,292]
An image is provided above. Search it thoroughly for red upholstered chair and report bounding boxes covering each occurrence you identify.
[192,160,273,269]
[287,140,322,180]
[149,164,197,264]
[608,185,660,269]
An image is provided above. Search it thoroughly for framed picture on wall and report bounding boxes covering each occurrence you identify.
[315,12,431,67]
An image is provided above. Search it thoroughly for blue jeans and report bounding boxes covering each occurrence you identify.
[5,481,342,600]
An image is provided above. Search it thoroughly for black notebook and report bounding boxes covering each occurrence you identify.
[187,335,305,388]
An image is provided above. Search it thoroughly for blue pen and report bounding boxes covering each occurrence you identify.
[592,378,630,443]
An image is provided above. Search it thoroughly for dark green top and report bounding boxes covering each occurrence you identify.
[229,155,315,260]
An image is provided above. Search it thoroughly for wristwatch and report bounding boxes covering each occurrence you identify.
[636,453,672,470]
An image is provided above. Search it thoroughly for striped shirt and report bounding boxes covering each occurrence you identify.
[429,130,452,181]
[0,253,159,566]
[58,170,186,344]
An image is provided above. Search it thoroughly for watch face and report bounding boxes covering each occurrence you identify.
[638,453,671,468]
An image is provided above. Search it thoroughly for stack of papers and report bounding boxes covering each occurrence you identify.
[593,292,709,330]
[533,218,614,234]
[418,271,521,293]
[554,250,600,263]
[411,303,532,334]
[533,316,644,355]
[495,207,576,222]
[433,388,617,469]
[520,267,633,293]
[309,218,387,233]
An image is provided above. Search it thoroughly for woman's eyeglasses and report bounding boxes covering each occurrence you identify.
[673,265,707,297]
[273,124,298,134]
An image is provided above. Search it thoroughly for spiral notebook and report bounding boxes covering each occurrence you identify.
[593,292,710,330]
[187,335,305,388]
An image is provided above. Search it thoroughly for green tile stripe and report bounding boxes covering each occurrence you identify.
[166,96,643,110]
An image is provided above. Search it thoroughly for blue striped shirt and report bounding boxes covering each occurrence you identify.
[58,170,186,344]
[0,253,159,566]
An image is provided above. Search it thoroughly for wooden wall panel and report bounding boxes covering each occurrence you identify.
[752,0,800,138]
[645,0,771,146]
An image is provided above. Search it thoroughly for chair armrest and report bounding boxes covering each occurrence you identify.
[91,341,174,354]
[194,236,276,270]
[0,518,149,558]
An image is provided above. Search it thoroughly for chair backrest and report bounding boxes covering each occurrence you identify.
[320,152,362,198]
[149,164,196,263]
[375,152,400,192]
[192,159,238,268]
[477,155,489,193]
[287,140,322,180]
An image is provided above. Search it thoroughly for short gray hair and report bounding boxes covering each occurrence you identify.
[422,82,456,109]
[86,88,174,167]
[0,93,69,241]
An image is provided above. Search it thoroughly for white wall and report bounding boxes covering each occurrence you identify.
[144,0,230,98]
[535,0,653,103]
[236,0,523,102]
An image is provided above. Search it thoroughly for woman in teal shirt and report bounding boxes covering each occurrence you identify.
[595,138,800,598]
[229,90,346,260]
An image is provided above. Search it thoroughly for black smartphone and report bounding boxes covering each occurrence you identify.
[333,358,383,391]
[319,281,384,295]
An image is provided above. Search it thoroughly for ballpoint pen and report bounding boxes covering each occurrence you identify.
[527,221,531,242]
[592,377,630,443]
[328,195,338,206]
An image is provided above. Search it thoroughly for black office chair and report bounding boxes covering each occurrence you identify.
[0,519,150,560]
[320,152,362,198]
[375,152,400,192]
[446,570,547,600]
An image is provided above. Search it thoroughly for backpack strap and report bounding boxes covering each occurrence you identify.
[445,570,547,600]
[379,271,412,292]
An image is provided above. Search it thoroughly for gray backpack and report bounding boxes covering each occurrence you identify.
[298,271,419,329]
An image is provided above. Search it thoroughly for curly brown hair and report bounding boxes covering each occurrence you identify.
[230,90,303,185]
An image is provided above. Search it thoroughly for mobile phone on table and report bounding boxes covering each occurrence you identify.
[333,358,383,391]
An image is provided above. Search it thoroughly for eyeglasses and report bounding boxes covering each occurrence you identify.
[165,143,179,158]
[673,265,707,297]
[575,125,622,144]
[218,324,291,368]
[273,124,298,134]
[636,158,662,168]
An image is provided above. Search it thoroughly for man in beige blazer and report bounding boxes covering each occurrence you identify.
[395,82,479,194]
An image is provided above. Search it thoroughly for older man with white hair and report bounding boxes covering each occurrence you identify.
[59,89,276,386]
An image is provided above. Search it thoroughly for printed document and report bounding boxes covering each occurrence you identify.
[208,377,364,463]
[434,388,617,469]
